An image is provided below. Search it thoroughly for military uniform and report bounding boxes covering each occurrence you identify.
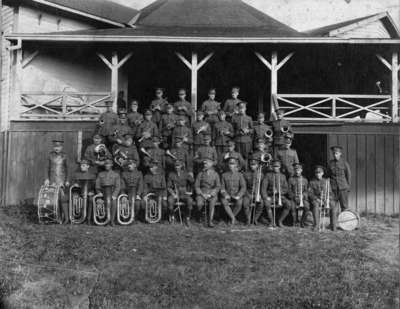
[173,99,193,124]
[108,120,134,145]
[84,143,112,170]
[232,113,253,159]
[220,149,246,172]
[142,147,165,172]
[192,120,211,153]
[213,120,234,159]
[112,143,139,168]
[121,168,144,216]
[288,174,309,226]
[136,119,159,149]
[223,98,240,121]
[243,168,266,224]
[150,98,168,125]
[275,147,299,178]
[167,169,194,219]
[97,110,118,142]
[166,147,192,174]
[143,170,168,213]
[250,150,272,173]
[220,170,246,222]
[327,157,351,211]
[159,112,177,149]
[201,99,220,129]
[127,111,143,130]
[271,118,292,149]
[171,124,192,153]
[253,123,273,147]
[194,145,218,172]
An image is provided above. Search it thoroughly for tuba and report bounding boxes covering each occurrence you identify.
[260,153,272,164]
[92,191,111,226]
[69,183,88,224]
[117,192,135,225]
[94,144,107,161]
[144,193,162,223]
[113,148,128,167]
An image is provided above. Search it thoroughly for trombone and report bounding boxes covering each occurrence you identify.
[319,179,330,231]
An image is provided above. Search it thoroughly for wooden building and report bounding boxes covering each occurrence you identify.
[1,0,399,215]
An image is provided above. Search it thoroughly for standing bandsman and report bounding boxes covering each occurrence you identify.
[261,160,291,227]
[220,158,246,225]
[275,136,299,178]
[271,107,292,153]
[308,165,337,231]
[192,111,211,154]
[141,136,165,173]
[213,110,234,161]
[127,99,143,132]
[171,116,192,154]
[45,139,69,224]
[150,87,168,126]
[167,160,194,225]
[159,103,177,149]
[223,86,241,122]
[136,110,159,149]
[96,100,118,145]
[108,109,134,146]
[220,139,246,172]
[193,133,218,174]
[95,159,121,226]
[83,134,112,173]
[327,145,351,211]
[201,88,220,130]
[288,163,309,227]
[195,156,221,227]
[232,101,253,160]
[174,88,194,125]
[243,155,265,225]
[253,113,273,149]
[165,136,193,175]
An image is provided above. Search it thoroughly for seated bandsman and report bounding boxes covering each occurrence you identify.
[112,134,139,170]
[45,139,69,224]
[308,165,337,231]
[96,100,118,146]
[194,133,218,174]
[231,101,253,160]
[127,99,143,131]
[108,109,134,146]
[166,136,193,175]
[141,136,165,173]
[71,159,96,225]
[83,134,112,173]
[159,103,177,149]
[251,137,273,173]
[201,88,221,130]
[243,155,265,225]
[271,107,292,152]
[220,158,246,225]
[261,160,291,227]
[223,86,241,122]
[150,87,168,126]
[95,159,121,226]
[136,109,159,149]
[253,112,273,148]
[120,159,144,220]
[275,136,299,178]
[220,139,246,172]
[171,116,192,154]
[288,163,309,227]
[195,156,221,227]
[213,110,234,161]
[192,111,211,153]
[327,145,351,212]
[174,88,194,125]
[167,160,194,225]
[143,161,168,220]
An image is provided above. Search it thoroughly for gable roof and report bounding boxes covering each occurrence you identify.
[307,12,400,38]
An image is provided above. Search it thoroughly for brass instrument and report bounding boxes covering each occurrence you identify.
[138,129,151,143]
[265,127,273,139]
[144,193,162,224]
[166,150,178,161]
[69,183,88,224]
[117,192,135,225]
[319,179,331,231]
[196,124,208,135]
[113,148,128,167]
[94,144,107,161]
[277,173,282,207]
[280,125,290,133]
[93,190,111,226]
[260,153,272,164]
[140,147,152,158]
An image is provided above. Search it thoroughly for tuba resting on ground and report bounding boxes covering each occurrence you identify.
[69,183,88,224]
[92,187,111,226]
[117,191,135,225]
[144,193,162,223]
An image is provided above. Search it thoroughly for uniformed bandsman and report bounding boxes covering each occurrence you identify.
[201,88,221,130]
[223,86,241,122]
[195,157,221,227]
[95,159,121,226]
[275,136,299,178]
[165,136,193,175]
[112,134,139,169]
[109,109,134,146]
[127,99,143,131]
[231,101,253,160]
[308,165,337,231]
[251,138,273,172]
[141,136,165,172]
[194,133,218,173]
[173,88,194,125]
[220,139,246,172]
[96,100,118,145]
[288,163,309,227]
[159,103,177,149]
[220,158,246,225]
[327,146,351,212]
[261,160,292,227]
[143,162,168,219]
[253,113,273,148]
[271,107,292,152]
[150,87,168,125]
[171,116,193,154]
[192,111,211,153]
[83,134,112,173]
[213,110,234,160]
[136,109,159,149]
[167,160,194,225]
[120,159,144,220]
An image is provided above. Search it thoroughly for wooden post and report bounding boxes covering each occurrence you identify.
[14,49,23,119]
[391,52,399,122]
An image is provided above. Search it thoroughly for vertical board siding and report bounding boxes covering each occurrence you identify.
[346,135,357,212]
[366,136,376,213]
[384,135,394,214]
[356,135,367,214]
[393,136,400,215]
[375,136,386,214]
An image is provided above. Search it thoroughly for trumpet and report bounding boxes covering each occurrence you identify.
[140,147,152,158]
[113,148,128,167]
[319,179,331,231]
[69,183,88,224]
[166,150,178,161]
[144,193,162,223]
[196,124,208,135]
[117,192,135,225]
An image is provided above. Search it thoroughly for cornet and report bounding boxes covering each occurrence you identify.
[299,177,304,207]
[94,144,107,161]
[166,150,178,161]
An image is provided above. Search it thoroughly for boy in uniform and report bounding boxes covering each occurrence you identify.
[213,110,234,160]
[159,103,177,149]
[288,163,309,227]
[232,101,253,159]
[174,88,193,125]
[192,111,211,154]
[223,86,241,122]
[201,88,220,130]
[127,99,143,131]
[136,110,159,149]
[275,136,299,178]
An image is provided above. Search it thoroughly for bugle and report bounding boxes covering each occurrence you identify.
[93,190,111,226]
[69,183,88,224]
[117,192,135,225]
[144,193,162,223]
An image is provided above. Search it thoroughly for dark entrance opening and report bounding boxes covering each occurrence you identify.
[292,134,328,180]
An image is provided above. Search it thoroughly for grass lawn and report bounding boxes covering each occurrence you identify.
[0,206,399,309]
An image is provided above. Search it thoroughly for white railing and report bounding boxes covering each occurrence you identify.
[20,91,112,120]
[276,94,393,122]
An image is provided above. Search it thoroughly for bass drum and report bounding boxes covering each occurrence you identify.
[338,210,360,231]
[37,184,60,224]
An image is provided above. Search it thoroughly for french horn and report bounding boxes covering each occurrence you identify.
[144,193,162,224]
[69,183,88,224]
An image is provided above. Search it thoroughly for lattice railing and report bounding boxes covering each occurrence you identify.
[20,91,112,119]
[276,94,393,122]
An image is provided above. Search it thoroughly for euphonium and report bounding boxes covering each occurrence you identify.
[144,193,162,224]
[260,153,272,164]
[69,182,88,224]
[93,189,111,226]
[117,190,135,225]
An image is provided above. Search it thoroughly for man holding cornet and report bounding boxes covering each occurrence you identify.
[288,163,309,227]
[213,110,234,160]
[136,110,159,149]
[271,107,292,152]
[192,111,211,153]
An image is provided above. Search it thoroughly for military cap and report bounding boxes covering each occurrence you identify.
[155,87,165,92]
[124,134,133,139]
[202,156,214,163]
[231,86,240,91]
[174,160,184,167]
[314,165,325,173]
[104,159,113,165]
[130,100,138,106]
[175,136,184,142]
[52,139,64,145]
[249,153,260,161]
[80,159,90,165]
[227,139,236,145]
[118,108,127,115]
[218,110,226,117]
[104,100,113,106]
[271,160,281,167]
[125,159,137,166]
[144,109,152,116]
[330,145,343,152]
[208,88,216,94]
[149,161,158,168]
[93,133,102,139]
[237,101,247,107]
[293,162,303,169]
[165,103,173,109]
[203,133,211,140]
[283,136,292,144]
[228,158,238,165]
[152,136,161,143]
[177,115,187,122]
[196,110,204,116]
[257,112,265,119]
[178,88,186,94]
[256,137,266,144]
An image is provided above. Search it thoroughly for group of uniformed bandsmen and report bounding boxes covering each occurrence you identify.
[45,86,351,230]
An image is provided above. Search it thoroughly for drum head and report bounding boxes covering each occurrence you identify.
[338,210,360,231]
